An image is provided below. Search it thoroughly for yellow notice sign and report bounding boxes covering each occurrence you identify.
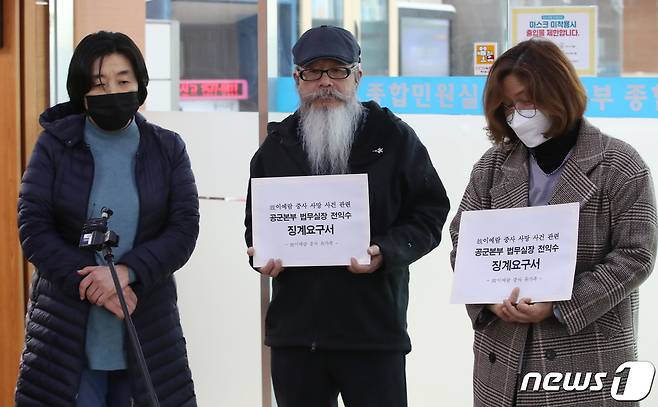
[474,42,498,76]
[510,6,597,76]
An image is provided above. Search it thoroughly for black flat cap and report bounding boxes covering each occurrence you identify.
[292,25,361,67]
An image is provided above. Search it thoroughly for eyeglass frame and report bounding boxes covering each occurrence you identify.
[502,102,537,123]
[296,64,358,81]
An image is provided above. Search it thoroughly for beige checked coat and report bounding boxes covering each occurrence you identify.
[450,120,657,407]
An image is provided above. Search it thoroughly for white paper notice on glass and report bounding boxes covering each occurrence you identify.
[250,174,370,268]
[450,203,579,304]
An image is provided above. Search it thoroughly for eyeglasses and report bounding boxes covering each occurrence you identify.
[297,65,356,81]
[503,102,537,123]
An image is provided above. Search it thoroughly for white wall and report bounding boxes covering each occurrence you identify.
[144,112,262,407]
[143,111,658,406]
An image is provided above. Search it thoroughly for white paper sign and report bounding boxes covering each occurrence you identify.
[251,174,370,267]
[451,203,579,304]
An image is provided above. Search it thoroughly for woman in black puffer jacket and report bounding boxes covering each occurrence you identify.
[15,31,199,407]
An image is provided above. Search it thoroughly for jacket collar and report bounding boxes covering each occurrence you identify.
[267,111,311,174]
[491,119,603,209]
[39,102,86,146]
[39,102,149,148]
[490,141,529,208]
[350,101,399,170]
[548,119,602,207]
[266,101,396,175]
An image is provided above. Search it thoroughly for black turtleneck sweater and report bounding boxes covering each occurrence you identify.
[529,120,580,174]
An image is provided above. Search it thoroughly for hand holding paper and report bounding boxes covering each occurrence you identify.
[247,246,284,277]
[348,245,382,274]
[487,287,554,323]
[505,297,553,323]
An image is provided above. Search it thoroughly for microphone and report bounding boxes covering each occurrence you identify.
[78,207,119,251]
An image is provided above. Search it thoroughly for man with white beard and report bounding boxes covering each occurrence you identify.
[244,25,450,407]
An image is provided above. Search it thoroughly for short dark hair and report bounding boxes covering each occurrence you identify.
[483,39,587,146]
[66,31,149,112]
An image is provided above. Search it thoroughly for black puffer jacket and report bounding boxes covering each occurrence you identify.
[15,102,199,407]
[245,101,450,353]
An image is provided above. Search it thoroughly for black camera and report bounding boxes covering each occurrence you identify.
[79,207,119,252]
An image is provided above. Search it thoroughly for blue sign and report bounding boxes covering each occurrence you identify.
[272,76,658,118]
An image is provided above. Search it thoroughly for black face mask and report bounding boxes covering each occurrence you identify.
[85,91,140,131]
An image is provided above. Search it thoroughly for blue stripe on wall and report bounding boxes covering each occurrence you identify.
[272,76,658,118]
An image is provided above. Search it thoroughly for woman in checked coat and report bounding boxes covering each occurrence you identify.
[450,39,657,406]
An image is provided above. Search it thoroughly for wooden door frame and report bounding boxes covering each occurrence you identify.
[0,0,50,404]
[0,0,25,405]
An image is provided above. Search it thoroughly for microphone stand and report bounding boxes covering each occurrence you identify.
[102,245,160,407]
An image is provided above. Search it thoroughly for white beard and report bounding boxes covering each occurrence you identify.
[299,88,364,175]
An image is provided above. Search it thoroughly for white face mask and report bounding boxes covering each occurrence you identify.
[507,109,552,148]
